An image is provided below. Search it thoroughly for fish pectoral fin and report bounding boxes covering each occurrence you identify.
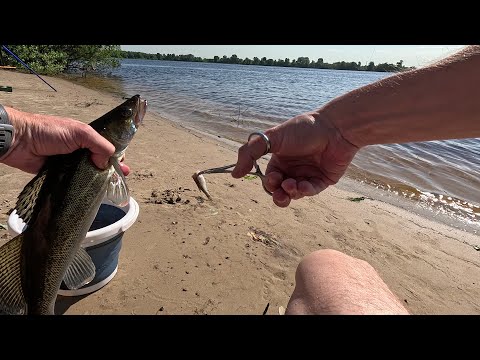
[106,157,130,207]
[0,234,27,315]
[15,167,48,226]
[63,247,96,290]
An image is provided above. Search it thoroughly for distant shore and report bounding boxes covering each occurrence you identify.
[119,51,414,73]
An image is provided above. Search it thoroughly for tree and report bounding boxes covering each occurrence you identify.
[60,45,121,77]
[4,45,68,75]
[4,45,122,76]
[230,54,239,64]
[296,57,310,67]
[315,58,324,68]
[375,62,397,72]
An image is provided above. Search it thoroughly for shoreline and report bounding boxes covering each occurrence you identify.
[172,120,480,240]
[1,69,479,314]
[60,72,480,236]
[63,67,480,233]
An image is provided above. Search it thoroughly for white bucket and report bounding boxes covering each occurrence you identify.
[7,196,140,296]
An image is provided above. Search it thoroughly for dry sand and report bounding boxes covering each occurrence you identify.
[1,69,479,315]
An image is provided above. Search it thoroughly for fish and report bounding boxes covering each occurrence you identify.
[192,171,212,199]
[0,95,147,315]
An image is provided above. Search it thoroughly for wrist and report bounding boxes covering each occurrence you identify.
[0,104,14,160]
[312,106,362,151]
[0,106,25,163]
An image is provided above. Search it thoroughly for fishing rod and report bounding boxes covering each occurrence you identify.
[1,45,57,92]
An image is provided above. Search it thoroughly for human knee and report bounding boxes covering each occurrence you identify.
[287,249,361,314]
[295,249,372,280]
[289,249,409,315]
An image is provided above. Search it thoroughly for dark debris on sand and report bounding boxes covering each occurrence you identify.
[145,188,191,205]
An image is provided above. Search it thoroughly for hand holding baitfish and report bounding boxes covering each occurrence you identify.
[192,132,273,199]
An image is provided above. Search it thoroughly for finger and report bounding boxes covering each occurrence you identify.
[232,130,276,178]
[281,178,303,200]
[25,157,46,175]
[231,143,263,178]
[265,171,284,193]
[79,125,115,169]
[298,178,329,196]
[272,188,291,207]
[119,162,130,176]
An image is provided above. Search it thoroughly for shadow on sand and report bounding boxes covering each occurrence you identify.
[55,294,90,315]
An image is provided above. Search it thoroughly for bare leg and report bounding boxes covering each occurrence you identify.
[285,249,409,315]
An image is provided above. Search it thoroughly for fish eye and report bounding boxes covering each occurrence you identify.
[121,108,133,118]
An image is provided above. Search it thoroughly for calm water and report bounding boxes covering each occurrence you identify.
[88,59,480,230]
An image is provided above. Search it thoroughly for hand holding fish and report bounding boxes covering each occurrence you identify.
[231,113,358,208]
[0,106,130,176]
[0,95,146,315]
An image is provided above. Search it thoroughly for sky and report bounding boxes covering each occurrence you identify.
[121,45,466,68]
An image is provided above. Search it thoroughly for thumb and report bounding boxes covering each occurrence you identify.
[79,125,115,169]
[231,130,277,178]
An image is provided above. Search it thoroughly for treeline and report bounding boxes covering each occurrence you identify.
[120,51,414,72]
[0,46,413,76]
[1,45,121,76]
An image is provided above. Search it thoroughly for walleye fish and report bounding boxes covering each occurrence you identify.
[0,95,147,315]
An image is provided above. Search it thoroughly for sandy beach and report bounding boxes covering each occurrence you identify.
[1,69,479,315]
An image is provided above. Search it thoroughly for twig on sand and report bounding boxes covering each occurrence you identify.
[230,104,249,127]
[347,196,373,202]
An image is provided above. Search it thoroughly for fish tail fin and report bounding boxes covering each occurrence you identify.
[0,234,27,315]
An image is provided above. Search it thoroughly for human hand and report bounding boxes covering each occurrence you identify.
[231,112,358,207]
[0,106,130,175]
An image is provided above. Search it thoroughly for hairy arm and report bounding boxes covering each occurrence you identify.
[319,45,480,147]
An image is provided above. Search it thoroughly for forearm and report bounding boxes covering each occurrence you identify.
[318,45,480,148]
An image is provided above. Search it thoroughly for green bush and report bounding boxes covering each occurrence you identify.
[2,45,121,76]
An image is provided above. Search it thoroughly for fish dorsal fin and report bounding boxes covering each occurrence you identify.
[106,157,129,207]
[14,168,48,226]
[0,234,27,315]
[63,247,96,290]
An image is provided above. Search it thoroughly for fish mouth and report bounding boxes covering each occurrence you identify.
[134,96,147,126]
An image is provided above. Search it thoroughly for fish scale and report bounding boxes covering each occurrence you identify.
[24,154,111,314]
